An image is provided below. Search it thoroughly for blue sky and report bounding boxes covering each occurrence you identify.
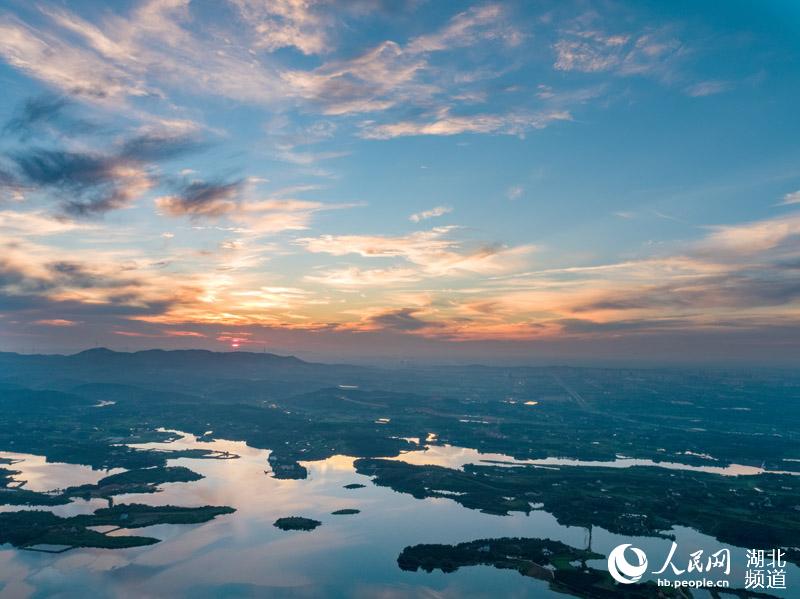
[0,0,799,364]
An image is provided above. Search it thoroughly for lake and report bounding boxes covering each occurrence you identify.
[1,432,796,598]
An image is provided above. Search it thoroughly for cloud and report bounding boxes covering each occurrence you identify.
[156,180,243,218]
[0,14,150,101]
[164,329,206,337]
[9,148,152,217]
[2,94,86,139]
[283,40,430,116]
[1,105,205,217]
[229,0,329,55]
[556,317,696,335]
[779,190,800,206]
[506,185,523,200]
[34,318,78,327]
[282,3,523,117]
[0,1,289,106]
[0,1,513,122]
[533,212,800,331]
[306,266,420,287]
[360,108,572,139]
[4,204,799,347]
[0,242,178,318]
[406,4,523,54]
[365,307,442,332]
[409,206,451,223]
[297,227,535,276]
[0,1,580,144]
[119,129,206,163]
[553,23,682,81]
[264,118,348,165]
[573,273,800,314]
[553,31,630,73]
[0,210,97,236]
[233,198,353,234]
[156,173,356,240]
[699,212,800,255]
[685,80,730,97]
[342,211,800,342]
[298,227,459,258]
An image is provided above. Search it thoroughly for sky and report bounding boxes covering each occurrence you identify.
[0,0,799,365]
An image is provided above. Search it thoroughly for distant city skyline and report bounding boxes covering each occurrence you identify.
[1,1,799,364]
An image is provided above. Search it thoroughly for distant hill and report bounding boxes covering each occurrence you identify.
[0,348,372,399]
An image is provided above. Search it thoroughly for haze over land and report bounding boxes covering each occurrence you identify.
[1,349,799,596]
[0,1,799,364]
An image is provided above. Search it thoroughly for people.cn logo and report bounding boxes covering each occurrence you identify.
[607,544,649,584]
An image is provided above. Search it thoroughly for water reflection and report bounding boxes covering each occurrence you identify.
[0,451,122,517]
[0,451,123,493]
[0,432,797,598]
[391,443,799,476]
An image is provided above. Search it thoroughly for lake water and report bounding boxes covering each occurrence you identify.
[389,443,799,476]
[1,432,797,598]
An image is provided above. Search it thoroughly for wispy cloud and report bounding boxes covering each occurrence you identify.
[685,80,730,97]
[0,13,151,102]
[156,176,356,237]
[0,210,97,236]
[306,266,421,287]
[362,307,443,333]
[34,318,78,327]
[0,1,290,106]
[553,18,683,82]
[409,206,452,223]
[554,30,631,73]
[779,190,800,206]
[325,210,800,341]
[360,108,571,139]
[282,3,524,118]
[406,4,523,54]
[156,180,243,218]
[506,185,524,200]
[297,227,535,277]
[0,0,645,147]
[229,0,330,55]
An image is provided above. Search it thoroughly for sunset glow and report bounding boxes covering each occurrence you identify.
[0,1,799,364]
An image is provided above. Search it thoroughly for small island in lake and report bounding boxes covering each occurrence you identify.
[398,537,780,599]
[273,516,321,531]
[0,504,235,551]
[331,508,360,515]
[343,483,365,489]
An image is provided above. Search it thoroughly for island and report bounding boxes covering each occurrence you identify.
[273,516,322,531]
[398,537,780,599]
[0,504,235,551]
[65,466,203,499]
[355,457,800,557]
[1,465,207,506]
[343,483,365,489]
[331,508,360,515]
